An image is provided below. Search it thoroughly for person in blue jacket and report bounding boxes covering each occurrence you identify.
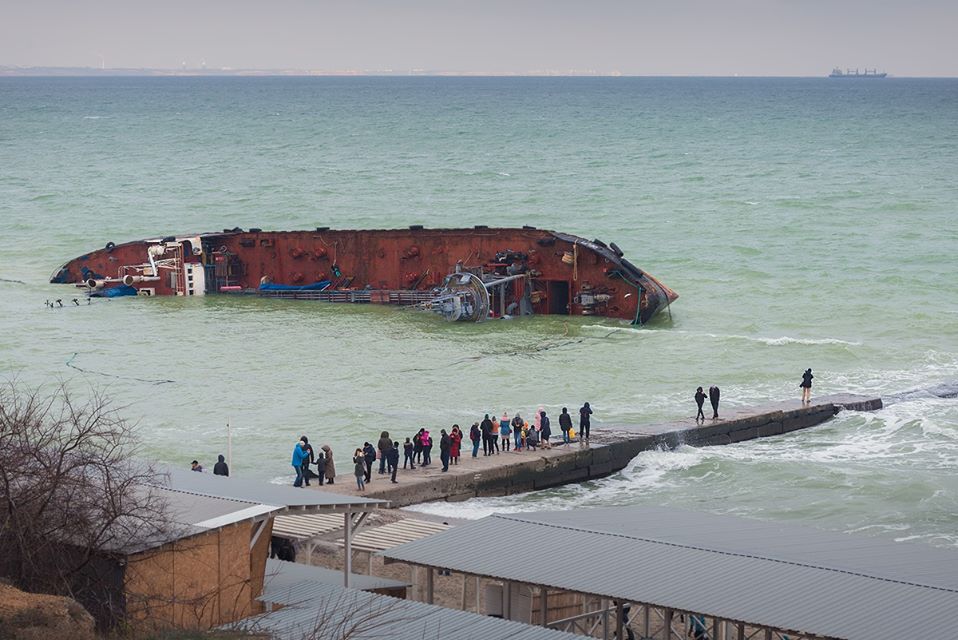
[291,440,308,487]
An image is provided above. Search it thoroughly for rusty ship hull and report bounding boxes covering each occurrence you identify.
[51,227,677,324]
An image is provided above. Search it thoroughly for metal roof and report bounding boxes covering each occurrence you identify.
[260,559,407,603]
[156,467,389,511]
[228,579,582,640]
[382,506,958,640]
[335,518,451,554]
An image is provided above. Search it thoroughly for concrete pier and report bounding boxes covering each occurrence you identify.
[316,394,882,508]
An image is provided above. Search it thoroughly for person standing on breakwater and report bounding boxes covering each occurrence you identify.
[413,429,424,465]
[694,387,707,423]
[491,415,501,454]
[191,460,204,472]
[480,414,493,456]
[709,386,721,419]
[500,413,512,452]
[559,407,573,445]
[470,422,481,457]
[362,442,376,483]
[377,431,391,475]
[315,446,326,485]
[387,441,400,483]
[801,368,814,405]
[213,454,229,476]
[300,436,315,486]
[439,429,451,472]
[422,430,433,466]
[450,425,462,464]
[403,437,416,469]
[322,444,335,484]
[353,449,366,491]
[512,413,524,450]
[579,402,593,440]
[291,441,308,487]
[540,410,552,447]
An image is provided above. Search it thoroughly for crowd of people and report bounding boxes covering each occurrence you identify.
[196,371,816,489]
[282,403,596,491]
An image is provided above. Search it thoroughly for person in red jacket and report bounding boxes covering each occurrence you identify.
[450,425,462,464]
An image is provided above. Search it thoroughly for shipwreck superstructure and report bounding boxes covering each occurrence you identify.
[51,227,677,324]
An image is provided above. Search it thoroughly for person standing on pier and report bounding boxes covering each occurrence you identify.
[450,425,462,464]
[413,429,424,465]
[422,430,433,466]
[213,454,229,476]
[362,442,376,482]
[291,441,308,488]
[801,368,814,405]
[377,431,391,475]
[439,429,451,472]
[353,449,366,491]
[470,422,481,457]
[322,444,336,484]
[480,414,494,456]
[500,413,512,452]
[387,441,400,483]
[579,402,593,440]
[540,411,552,447]
[709,386,721,419]
[315,446,326,485]
[300,436,315,486]
[491,415,501,454]
[559,407,573,444]
[512,413,524,450]
[403,437,416,469]
[694,387,707,423]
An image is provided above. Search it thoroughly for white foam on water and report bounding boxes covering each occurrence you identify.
[581,325,861,346]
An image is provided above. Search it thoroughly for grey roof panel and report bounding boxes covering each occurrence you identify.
[261,558,407,602]
[227,579,582,640]
[382,506,958,640]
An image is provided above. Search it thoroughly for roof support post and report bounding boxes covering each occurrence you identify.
[425,567,435,604]
[504,581,512,620]
[615,601,623,640]
[602,598,609,640]
[712,617,719,640]
[343,511,352,588]
[736,622,745,640]
[539,588,548,626]
[663,609,672,640]
[476,576,481,612]
[642,604,650,638]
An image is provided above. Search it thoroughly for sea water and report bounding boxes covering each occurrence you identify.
[0,77,955,545]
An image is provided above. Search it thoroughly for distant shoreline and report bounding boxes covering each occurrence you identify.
[0,67,951,79]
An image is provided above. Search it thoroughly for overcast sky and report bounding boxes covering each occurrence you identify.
[2,0,956,76]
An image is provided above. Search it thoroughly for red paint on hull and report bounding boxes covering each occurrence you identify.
[51,228,677,323]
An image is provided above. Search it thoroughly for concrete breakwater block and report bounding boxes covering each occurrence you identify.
[317,394,882,508]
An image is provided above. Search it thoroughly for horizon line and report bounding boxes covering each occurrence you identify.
[1,65,948,79]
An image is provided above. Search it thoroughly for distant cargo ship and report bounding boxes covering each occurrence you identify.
[829,68,887,78]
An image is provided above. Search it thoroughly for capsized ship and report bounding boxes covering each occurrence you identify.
[51,227,677,324]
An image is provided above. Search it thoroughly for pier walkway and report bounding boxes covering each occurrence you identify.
[314,394,881,508]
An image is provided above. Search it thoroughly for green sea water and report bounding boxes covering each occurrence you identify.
[1,77,956,545]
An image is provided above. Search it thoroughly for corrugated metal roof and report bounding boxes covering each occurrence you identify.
[157,467,388,511]
[260,559,407,603]
[382,506,958,640]
[228,579,582,640]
